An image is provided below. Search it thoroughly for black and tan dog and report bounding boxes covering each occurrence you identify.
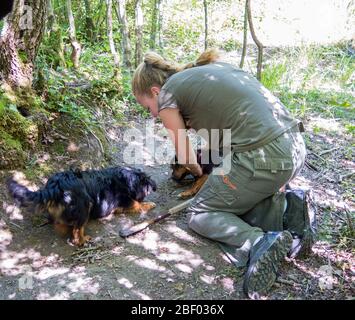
[171,149,221,199]
[7,167,157,246]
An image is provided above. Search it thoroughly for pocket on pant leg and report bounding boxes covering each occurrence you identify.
[246,157,294,194]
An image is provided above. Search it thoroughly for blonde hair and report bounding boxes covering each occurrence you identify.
[132,48,219,96]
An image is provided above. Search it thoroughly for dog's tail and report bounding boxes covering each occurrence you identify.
[6,178,47,207]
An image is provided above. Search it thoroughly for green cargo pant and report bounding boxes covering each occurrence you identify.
[188,127,306,266]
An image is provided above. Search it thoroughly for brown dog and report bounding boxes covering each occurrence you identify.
[171,149,221,199]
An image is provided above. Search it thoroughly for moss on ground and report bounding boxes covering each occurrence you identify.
[0,91,46,169]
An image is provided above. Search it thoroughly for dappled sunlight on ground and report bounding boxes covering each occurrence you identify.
[309,116,348,135]
[126,255,169,273]
[126,230,205,270]
[117,277,152,300]
[0,220,12,250]
[0,106,353,299]
[165,222,203,244]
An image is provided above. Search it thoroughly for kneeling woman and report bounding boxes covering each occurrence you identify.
[132,49,310,298]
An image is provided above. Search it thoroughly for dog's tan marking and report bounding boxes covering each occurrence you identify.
[71,225,91,246]
[171,165,189,180]
[112,207,124,215]
[178,174,209,199]
[124,201,156,214]
[47,201,65,221]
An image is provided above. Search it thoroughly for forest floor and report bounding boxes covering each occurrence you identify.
[0,103,354,300]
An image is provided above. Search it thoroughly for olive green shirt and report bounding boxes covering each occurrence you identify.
[158,62,299,152]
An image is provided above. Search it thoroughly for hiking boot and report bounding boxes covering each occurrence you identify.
[243,230,292,299]
[283,186,317,258]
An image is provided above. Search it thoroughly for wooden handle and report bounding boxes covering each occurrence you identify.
[168,198,194,214]
[119,198,194,238]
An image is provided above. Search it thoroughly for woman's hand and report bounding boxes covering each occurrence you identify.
[159,108,202,176]
[185,163,203,177]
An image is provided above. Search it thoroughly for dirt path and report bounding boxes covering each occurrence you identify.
[0,116,353,300]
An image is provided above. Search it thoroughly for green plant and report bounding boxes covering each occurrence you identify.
[345,123,355,135]
[261,63,287,91]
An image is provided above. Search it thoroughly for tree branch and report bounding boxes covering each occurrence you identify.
[246,0,263,80]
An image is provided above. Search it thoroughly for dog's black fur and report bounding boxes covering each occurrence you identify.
[170,149,222,199]
[171,149,220,181]
[7,166,157,245]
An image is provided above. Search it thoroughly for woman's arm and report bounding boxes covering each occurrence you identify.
[159,108,203,177]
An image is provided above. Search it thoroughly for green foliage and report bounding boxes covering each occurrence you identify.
[222,39,240,52]
[36,36,125,127]
[133,103,151,118]
[0,128,27,169]
[345,124,355,135]
[38,27,67,69]
[261,63,287,91]
[121,71,134,103]
[31,0,355,162]
[279,89,354,120]
[163,21,202,58]
[18,50,29,64]
[0,95,34,169]
[0,94,38,147]
[318,208,355,248]
[58,99,93,122]
[262,44,355,139]
[0,129,22,151]
[280,44,354,92]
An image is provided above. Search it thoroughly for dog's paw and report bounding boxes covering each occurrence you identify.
[125,201,156,214]
[177,191,194,199]
[140,201,156,213]
[83,235,92,243]
[71,235,92,247]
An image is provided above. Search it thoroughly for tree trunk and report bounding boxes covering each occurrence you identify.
[157,0,163,48]
[47,0,55,33]
[239,0,248,69]
[84,0,95,42]
[106,0,121,79]
[116,0,131,69]
[246,0,263,80]
[0,0,48,89]
[149,0,159,49]
[135,0,143,68]
[95,0,106,40]
[66,0,81,69]
[203,0,208,50]
[47,0,66,69]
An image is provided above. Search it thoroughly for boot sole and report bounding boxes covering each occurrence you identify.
[243,231,293,299]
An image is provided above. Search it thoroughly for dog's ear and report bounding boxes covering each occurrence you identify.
[121,168,155,201]
[145,176,157,193]
[135,175,156,201]
[120,168,139,200]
